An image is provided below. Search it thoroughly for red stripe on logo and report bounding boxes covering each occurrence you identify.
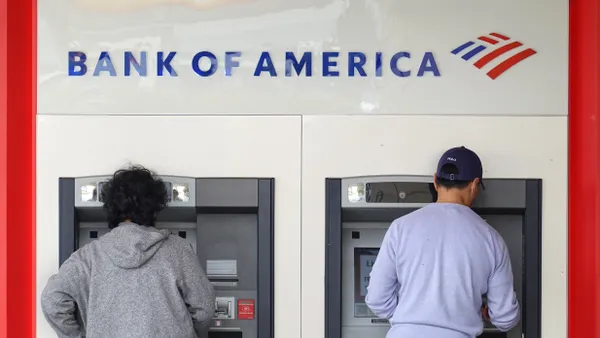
[478,36,498,45]
[486,48,537,79]
[473,41,523,69]
[490,32,510,40]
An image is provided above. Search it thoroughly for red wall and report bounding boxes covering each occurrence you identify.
[568,0,600,337]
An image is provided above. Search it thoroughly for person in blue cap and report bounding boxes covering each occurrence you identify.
[365,146,520,338]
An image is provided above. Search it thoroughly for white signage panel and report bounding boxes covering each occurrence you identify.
[38,0,568,116]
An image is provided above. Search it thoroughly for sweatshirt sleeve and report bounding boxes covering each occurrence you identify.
[487,234,520,331]
[40,254,87,338]
[365,222,400,319]
[178,243,216,334]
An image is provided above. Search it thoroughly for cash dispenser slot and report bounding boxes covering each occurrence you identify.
[207,259,240,287]
[324,176,542,338]
[59,176,275,338]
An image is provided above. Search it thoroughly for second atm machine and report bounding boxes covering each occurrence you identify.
[58,175,275,338]
[325,176,542,338]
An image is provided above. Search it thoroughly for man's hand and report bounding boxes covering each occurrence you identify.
[481,305,491,322]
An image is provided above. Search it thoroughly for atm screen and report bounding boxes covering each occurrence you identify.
[353,248,379,318]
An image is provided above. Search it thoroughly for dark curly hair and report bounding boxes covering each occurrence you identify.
[100,165,169,229]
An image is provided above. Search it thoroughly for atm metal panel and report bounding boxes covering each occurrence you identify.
[58,176,275,338]
[325,177,542,338]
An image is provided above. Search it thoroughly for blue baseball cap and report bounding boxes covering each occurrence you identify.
[436,146,485,189]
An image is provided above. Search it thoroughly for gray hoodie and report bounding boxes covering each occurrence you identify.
[41,222,216,338]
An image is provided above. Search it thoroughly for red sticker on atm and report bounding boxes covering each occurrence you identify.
[237,299,255,320]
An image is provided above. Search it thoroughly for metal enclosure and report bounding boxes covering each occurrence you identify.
[58,176,275,338]
[325,176,542,338]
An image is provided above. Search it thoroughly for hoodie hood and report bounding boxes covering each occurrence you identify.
[98,222,171,269]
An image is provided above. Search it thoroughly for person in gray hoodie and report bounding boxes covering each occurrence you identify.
[41,165,216,338]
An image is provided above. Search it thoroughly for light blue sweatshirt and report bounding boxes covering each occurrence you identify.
[365,203,520,338]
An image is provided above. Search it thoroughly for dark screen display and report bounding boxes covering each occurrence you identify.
[98,181,173,202]
[366,182,437,203]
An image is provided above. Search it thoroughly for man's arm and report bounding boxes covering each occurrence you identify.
[178,243,216,334]
[365,222,400,319]
[40,255,86,338]
[487,235,520,331]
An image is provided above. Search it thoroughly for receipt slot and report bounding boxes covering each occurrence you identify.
[324,176,542,338]
[58,176,275,338]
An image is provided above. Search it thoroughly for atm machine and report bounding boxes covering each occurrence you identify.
[58,176,275,338]
[324,176,542,338]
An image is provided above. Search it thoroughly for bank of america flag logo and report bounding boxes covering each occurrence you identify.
[451,32,537,80]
